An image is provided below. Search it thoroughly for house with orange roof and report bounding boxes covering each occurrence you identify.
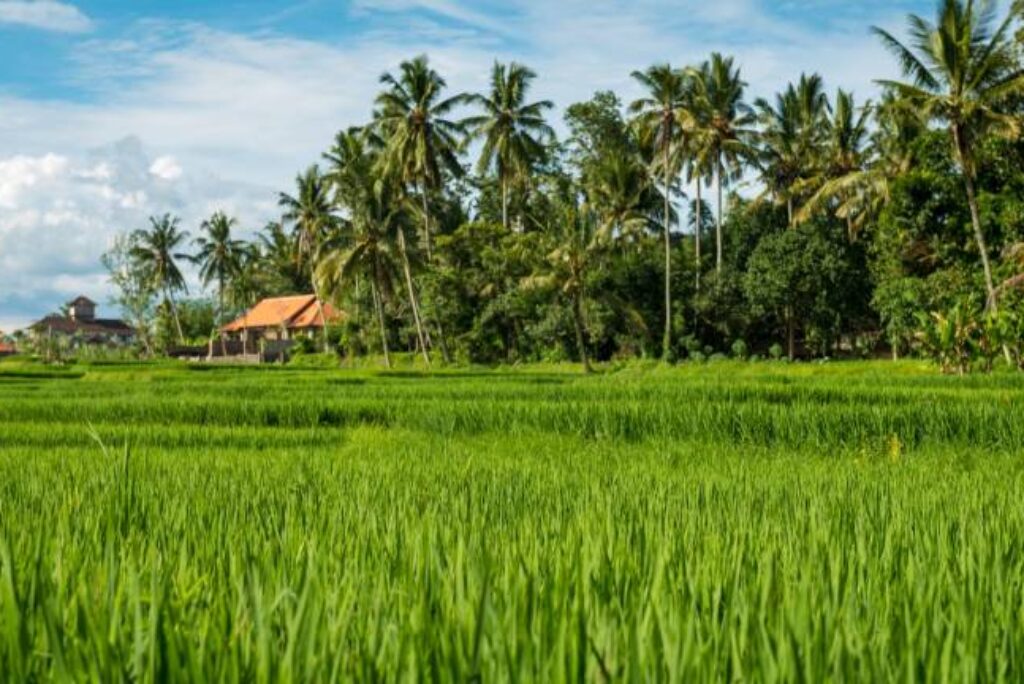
[220,294,345,346]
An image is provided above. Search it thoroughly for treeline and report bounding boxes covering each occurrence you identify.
[105,0,1024,371]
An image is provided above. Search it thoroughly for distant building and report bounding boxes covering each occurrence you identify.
[30,296,135,346]
[220,294,344,346]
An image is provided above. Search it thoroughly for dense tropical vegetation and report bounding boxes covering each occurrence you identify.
[97,0,1024,372]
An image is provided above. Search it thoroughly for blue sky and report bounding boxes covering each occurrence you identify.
[0,0,941,330]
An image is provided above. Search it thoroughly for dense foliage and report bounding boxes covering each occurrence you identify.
[97,0,1024,372]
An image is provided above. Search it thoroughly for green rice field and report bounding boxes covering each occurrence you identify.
[1,360,1023,681]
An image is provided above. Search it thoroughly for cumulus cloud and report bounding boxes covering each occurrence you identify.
[0,0,93,33]
[149,156,183,181]
[0,0,922,329]
[0,139,275,330]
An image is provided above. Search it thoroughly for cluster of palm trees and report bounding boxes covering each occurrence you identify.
[121,0,1024,366]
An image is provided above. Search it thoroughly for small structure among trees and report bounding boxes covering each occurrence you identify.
[29,296,135,347]
[219,295,344,356]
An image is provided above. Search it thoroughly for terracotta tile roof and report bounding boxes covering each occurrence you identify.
[221,295,344,332]
[291,301,345,328]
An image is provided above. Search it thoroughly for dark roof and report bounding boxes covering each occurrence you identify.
[68,295,97,307]
[31,315,134,336]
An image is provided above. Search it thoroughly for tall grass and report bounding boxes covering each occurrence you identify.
[1,362,1022,680]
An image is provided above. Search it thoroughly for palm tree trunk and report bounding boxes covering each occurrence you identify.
[396,228,431,366]
[502,177,509,231]
[695,180,702,293]
[218,278,226,357]
[662,146,672,359]
[953,125,1012,365]
[787,197,794,229]
[716,159,724,274]
[370,271,391,369]
[310,277,329,353]
[953,126,997,308]
[417,180,451,364]
[166,289,184,344]
[420,184,433,263]
[571,290,592,374]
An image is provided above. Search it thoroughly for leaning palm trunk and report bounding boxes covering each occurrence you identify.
[953,125,1012,365]
[952,126,997,308]
[310,277,330,353]
[218,283,227,358]
[716,159,724,274]
[396,228,431,366]
[370,272,391,369]
[419,186,433,263]
[695,180,702,292]
[662,144,672,359]
[417,184,452,363]
[166,289,185,344]
[501,176,509,231]
[571,290,592,374]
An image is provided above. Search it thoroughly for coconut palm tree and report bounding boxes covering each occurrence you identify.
[279,166,336,352]
[754,74,829,226]
[323,129,430,366]
[689,53,755,273]
[793,90,872,239]
[797,92,924,238]
[630,64,692,357]
[374,55,467,261]
[584,151,663,239]
[255,221,306,294]
[130,214,190,343]
[684,140,714,291]
[193,211,247,331]
[523,200,604,373]
[873,0,1024,308]
[464,62,555,230]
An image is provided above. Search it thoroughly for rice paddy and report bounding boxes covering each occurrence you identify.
[1,360,1023,681]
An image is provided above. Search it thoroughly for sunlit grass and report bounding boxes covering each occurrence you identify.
[1,361,1022,680]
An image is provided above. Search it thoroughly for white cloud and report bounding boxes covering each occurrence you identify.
[149,155,183,181]
[0,1,926,327]
[0,140,275,330]
[0,153,69,208]
[0,0,93,33]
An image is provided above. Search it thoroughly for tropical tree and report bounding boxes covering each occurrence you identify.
[279,166,336,352]
[689,53,755,273]
[323,129,430,366]
[255,221,307,294]
[630,64,691,357]
[874,0,1024,307]
[523,200,605,372]
[464,62,555,229]
[797,91,923,238]
[102,232,157,355]
[192,211,247,331]
[584,152,662,238]
[754,74,829,226]
[793,90,872,239]
[130,214,190,343]
[374,55,467,261]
